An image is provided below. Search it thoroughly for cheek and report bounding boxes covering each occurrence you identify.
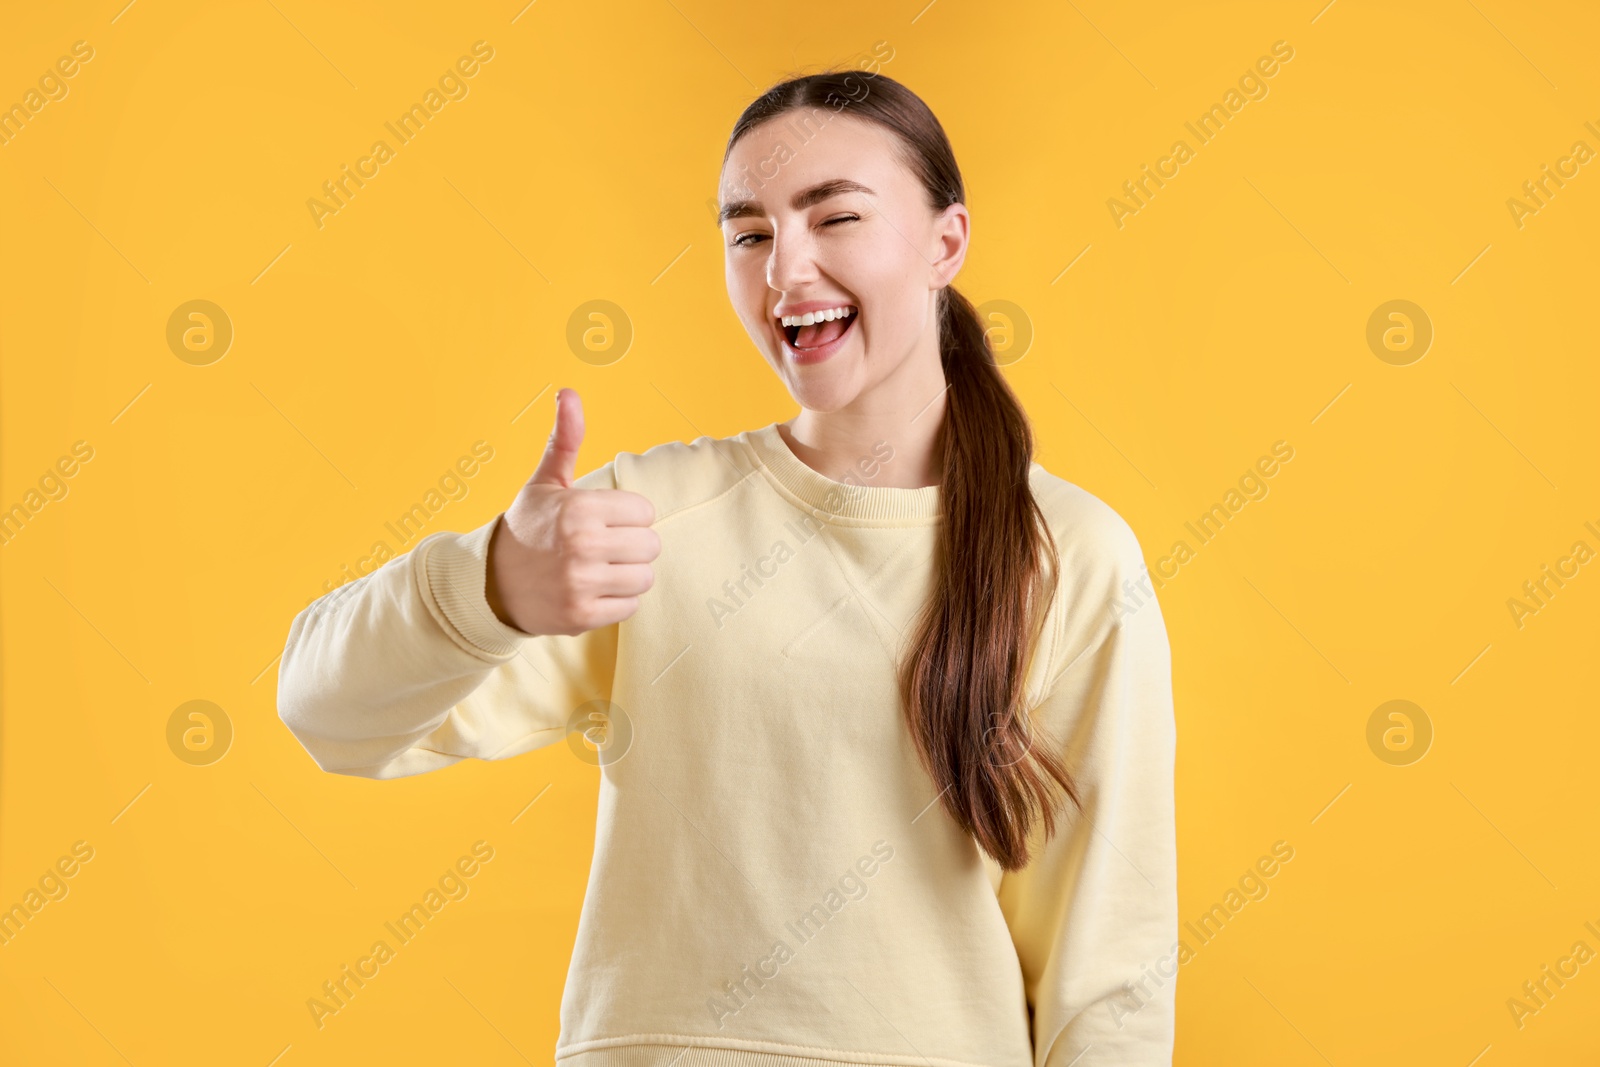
[724,261,762,327]
[844,228,920,304]
[855,258,920,333]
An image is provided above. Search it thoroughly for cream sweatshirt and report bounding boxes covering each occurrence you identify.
[276,420,1178,1067]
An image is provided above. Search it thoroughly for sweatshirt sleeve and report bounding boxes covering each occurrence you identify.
[997,515,1179,1067]
[275,463,621,780]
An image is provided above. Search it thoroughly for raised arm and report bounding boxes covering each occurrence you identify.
[275,389,659,778]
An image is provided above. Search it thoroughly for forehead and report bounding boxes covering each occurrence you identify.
[718,112,900,203]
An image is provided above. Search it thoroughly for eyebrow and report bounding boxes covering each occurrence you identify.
[717,179,876,225]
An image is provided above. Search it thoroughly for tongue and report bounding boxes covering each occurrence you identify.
[795,315,850,348]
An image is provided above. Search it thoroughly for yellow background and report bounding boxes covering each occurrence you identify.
[3,0,1597,1063]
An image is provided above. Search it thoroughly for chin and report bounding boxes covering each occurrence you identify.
[780,366,863,413]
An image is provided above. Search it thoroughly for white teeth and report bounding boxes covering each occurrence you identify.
[780,305,856,327]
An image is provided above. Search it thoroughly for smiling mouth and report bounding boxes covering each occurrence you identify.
[780,307,858,351]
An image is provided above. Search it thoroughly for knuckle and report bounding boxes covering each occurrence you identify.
[569,600,604,633]
[554,503,593,543]
[572,529,606,564]
[555,581,588,619]
[626,490,656,525]
[550,494,577,528]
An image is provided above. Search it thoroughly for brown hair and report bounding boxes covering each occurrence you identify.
[723,71,1077,871]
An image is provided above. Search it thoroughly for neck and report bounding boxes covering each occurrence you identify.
[781,345,949,490]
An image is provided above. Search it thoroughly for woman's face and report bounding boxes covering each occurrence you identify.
[719,112,968,414]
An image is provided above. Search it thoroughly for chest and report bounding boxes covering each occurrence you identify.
[614,508,937,764]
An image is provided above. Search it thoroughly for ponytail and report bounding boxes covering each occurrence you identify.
[897,284,1075,871]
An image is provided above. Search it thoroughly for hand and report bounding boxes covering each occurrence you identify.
[485,388,659,637]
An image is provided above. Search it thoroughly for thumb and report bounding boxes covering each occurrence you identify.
[529,388,584,488]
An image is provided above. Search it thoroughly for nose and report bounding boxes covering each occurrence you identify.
[765,223,819,294]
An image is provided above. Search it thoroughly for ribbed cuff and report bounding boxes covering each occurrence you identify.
[556,1042,999,1067]
[419,514,530,658]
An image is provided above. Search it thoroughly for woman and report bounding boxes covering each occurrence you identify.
[278,70,1177,1067]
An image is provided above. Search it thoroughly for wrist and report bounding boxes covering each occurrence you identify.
[484,513,516,629]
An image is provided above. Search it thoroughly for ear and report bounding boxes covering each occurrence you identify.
[928,201,970,291]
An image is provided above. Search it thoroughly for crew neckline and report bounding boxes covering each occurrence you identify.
[741,421,942,523]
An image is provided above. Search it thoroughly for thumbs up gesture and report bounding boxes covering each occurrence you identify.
[486,389,659,636]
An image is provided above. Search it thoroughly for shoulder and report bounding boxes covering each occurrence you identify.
[1025,464,1163,700]
[577,429,757,521]
[1027,463,1147,584]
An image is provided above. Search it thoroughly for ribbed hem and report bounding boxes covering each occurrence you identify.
[556,1037,1000,1067]
[739,422,941,524]
[418,515,530,658]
